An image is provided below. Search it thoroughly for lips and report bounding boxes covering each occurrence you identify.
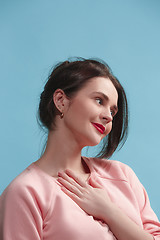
[91,122,105,134]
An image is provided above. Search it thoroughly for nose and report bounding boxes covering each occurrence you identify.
[101,109,113,123]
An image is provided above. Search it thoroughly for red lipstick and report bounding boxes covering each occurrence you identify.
[91,123,105,134]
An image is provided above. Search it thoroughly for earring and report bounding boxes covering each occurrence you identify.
[60,112,64,119]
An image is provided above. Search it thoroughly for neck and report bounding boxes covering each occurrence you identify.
[36,129,88,177]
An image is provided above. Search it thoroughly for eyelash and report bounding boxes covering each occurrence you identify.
[95,98,116,117]
[110,110,115,117]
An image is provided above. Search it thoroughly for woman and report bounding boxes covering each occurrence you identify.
[0,58,160,240]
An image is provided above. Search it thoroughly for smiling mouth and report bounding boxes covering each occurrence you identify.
[91,122,105,134]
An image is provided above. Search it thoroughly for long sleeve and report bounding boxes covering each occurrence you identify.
[0,164,57,240]
[0,180,43,240]
[88,157,160,239]
[122,163,160,239]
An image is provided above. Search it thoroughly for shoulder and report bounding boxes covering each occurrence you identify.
[85,157,138,183]
[1,163,57,210]
[0,164,59,237]
[85,157,160,221]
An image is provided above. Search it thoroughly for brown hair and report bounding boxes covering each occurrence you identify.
[38,58,128,158]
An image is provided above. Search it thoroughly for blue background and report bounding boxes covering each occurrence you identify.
[0,0,160,218]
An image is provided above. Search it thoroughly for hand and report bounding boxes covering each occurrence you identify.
[58,170,154,240]
[57,169,114,222]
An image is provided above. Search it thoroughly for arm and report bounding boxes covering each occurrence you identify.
[58,169,159,240]
[102,203,154,240]
[122,164,160,239]
[0,182,43,240]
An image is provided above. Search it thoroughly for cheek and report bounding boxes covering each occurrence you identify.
[65,101,88,124]
[69,100,93,119]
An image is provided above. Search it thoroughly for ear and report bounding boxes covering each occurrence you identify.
[53,89,69,113]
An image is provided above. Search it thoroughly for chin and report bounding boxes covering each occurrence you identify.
[76,131,105,148]
[86,135,103,147]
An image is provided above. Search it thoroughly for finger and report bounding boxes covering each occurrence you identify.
[89,177,102,188]
[60,185,81,204]
[58,176,82,198]
[58,171,78,185]
[64,169,87,188]
[58,171,83,191]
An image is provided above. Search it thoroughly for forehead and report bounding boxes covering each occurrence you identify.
[77,77,118,102]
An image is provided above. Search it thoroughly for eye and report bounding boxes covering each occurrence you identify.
[110,110,114,116]
[110,110,116,117]
[96,98,103,105]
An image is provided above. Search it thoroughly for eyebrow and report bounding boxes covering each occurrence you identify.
[93,91,118,112]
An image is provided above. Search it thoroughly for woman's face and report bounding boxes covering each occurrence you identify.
[63,77,118,148]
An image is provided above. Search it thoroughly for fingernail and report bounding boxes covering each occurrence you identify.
[56,179,62,187]
[57,176,62,181]
[58,172,62,176]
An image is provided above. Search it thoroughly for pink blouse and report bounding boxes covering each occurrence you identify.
[0,157,160,239]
